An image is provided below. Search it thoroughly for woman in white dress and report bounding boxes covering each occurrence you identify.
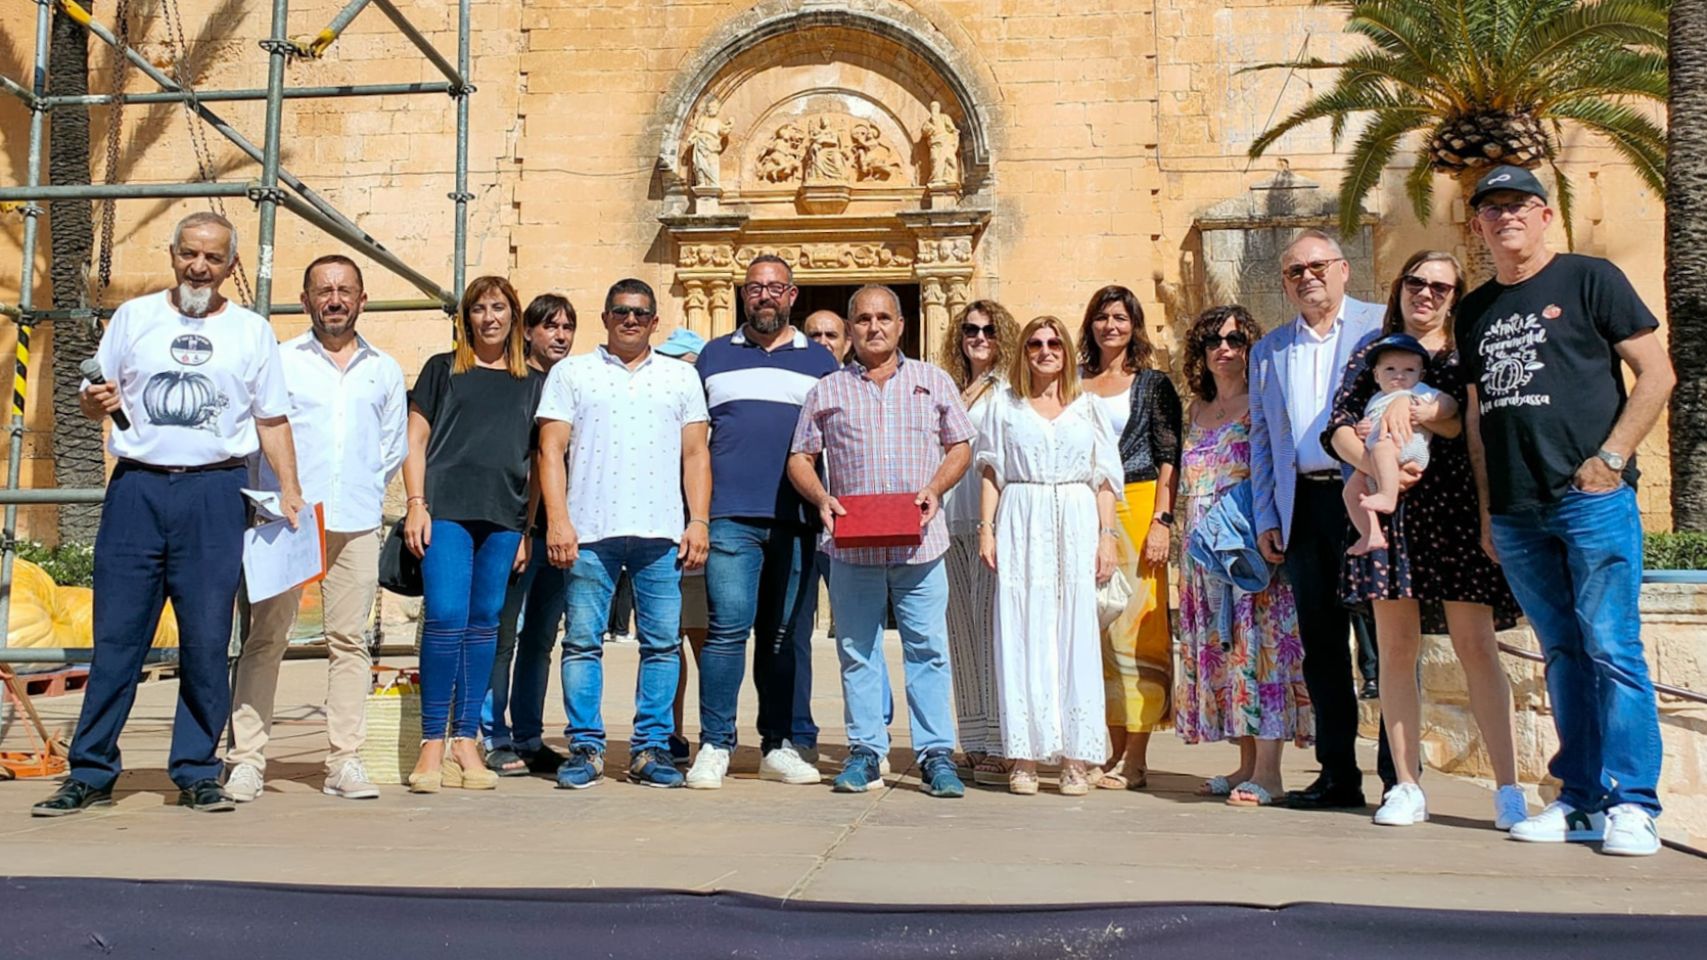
[936,300,1021,786]
[975,316,1122,795]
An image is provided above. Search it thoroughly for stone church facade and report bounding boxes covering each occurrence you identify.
[0,0,1671,528]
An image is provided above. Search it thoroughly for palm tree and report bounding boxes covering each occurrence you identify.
[1247,0,1669,263]
[1669,0,1707,532]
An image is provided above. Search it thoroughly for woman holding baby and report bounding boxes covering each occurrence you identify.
[1320,250,1526,831]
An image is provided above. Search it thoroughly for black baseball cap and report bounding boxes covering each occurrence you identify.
[1469,165,1548,207]
[1364,332,1431,368]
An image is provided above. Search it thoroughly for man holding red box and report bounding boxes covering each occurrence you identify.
[787,284,973,798]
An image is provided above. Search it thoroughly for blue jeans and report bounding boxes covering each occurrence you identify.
[828,558,955,757]
[701,519,818,751]
[1489,485,1662,815]
[420,520,521,741]
[562,537,682,754]
[481,535,567,751]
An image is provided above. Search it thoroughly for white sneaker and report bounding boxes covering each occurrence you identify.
[323,758,381,800]
[1493,785,1529,831]
[225,762,264,803]
[880,757,892,777]
[759,740,823,785]
[1509,800,1605,843]
[684,744,730,790]
[1601,804,1661,857]
[1372,783,1428,826]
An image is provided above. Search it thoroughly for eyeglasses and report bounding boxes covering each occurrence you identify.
[1474,200,1541,222]
[1282,258,1345,283]
[1025,337,1064,354]
[607,305,656,320]
[742,282,793,298]
[960,322,997,340]
[1203,331,1250,350]
[1401,275,1457,299]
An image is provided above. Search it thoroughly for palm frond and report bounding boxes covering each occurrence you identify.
[1335,108,1432,235]
[1522,0,1669,68]
[1248,83,1406,158]
[1404,146,1438,224]
[1548,98,1668,193]
[1547,153,1578,251]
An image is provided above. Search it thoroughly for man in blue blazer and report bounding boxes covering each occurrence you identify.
[1248,229,1383,809]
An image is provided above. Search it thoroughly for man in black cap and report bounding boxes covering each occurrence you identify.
[1457,164,1675,856]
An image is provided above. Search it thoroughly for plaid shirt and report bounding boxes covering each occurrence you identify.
[791,356,974,565]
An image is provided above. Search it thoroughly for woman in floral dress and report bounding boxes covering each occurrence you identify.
[1174,305,1312,807]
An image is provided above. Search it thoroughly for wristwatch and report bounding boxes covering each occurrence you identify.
[1154,511,1174,528]
[1596,448,1626,472]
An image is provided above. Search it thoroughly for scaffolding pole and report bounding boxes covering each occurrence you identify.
[299,0,377,59]
[453,0,473,297]
[41,81,453,108]
[252,0,292,317]
[0,181,254,202]
[372,0,470,92]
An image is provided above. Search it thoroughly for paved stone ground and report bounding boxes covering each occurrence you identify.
[3,636,1705,914]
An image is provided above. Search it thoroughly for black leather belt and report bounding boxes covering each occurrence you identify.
[1299,470,1342,482]
[118,457,246,474]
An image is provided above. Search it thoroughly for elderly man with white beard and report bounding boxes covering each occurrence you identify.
[35,212,305,817]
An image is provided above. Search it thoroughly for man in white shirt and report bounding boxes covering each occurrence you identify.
[35,212,305,817]
[225,254,407,802]
[536,278,711,790]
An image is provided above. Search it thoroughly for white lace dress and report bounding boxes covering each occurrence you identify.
[974,388,1123,764]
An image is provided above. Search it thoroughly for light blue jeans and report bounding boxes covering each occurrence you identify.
[562,537,682,755]
[1489,484,1662,815]
[827,558,955,758]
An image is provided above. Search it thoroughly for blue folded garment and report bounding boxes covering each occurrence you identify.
[1185,479,1275,648]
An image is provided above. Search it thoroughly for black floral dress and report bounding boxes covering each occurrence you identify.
[1320,344,1521,633]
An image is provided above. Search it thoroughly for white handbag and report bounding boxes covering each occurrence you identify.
[1096,566,1134,628]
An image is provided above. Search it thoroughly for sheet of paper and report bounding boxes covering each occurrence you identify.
[241,488,288,522]
[242,502,327,602]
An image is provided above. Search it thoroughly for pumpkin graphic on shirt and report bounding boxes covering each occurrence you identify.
[141,370,229,430]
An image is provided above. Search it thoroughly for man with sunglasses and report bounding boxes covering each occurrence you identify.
[685,255,839,789]
[1248,228,1385,810]
[1457,165,1675,856]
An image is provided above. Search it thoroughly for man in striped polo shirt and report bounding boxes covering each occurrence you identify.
[685,255,839,789]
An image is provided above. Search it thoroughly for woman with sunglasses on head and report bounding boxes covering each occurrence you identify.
[402,276,546,793]
[935,301,1021,786]
[1320,252,1525,830]
[1077,285,1181,791]
[1175,306,1311,807]
[974,317,1122,795]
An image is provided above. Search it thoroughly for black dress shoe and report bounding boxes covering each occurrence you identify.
[1286,776,1367,810]
[177,778,236,812]
[32,779,115,818]
[1359,679,1380,700]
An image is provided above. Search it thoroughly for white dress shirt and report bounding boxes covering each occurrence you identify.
[258,331,406,532]
[535,346,709,545]
[1284,306,1347,475]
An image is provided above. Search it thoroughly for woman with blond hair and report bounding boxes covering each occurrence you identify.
[1077,285,1181,790]
[402,276,545,792]
[935,300,1021,785]
[975,316,1122,795]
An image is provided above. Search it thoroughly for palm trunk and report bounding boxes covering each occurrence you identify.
[46,4,104,544]
[1668,0,1707,533]
[1456,171,1495,287]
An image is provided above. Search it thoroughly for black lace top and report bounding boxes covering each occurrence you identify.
[1113,368,1183,484]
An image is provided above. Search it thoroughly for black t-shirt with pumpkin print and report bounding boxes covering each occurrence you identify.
[1455,253,1659,515]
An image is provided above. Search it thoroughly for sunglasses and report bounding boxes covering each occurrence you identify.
[607,305,656,320]
[1282,258,1344,282]
[1474,200,1541,222]
[1025,337,1064,354]
[742,282,793,297]
[961,322,997,339]
[1203,331,1250,350]
[1401,275,1456,299]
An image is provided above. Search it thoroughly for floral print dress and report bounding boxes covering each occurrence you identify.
[1174,412,1313,746]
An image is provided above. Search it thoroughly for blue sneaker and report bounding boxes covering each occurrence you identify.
[920,750,965,799]
[833,747,884,793]
[629,748,685,788]
[555,746,604,790]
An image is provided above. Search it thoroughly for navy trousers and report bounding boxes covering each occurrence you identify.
[68,463,248,790]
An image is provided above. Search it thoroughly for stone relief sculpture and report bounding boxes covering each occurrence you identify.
[850,121,903,181]
[688,97,732,189]
[804,115,851,184]
[755,122,807,183]
[922,100,961,188]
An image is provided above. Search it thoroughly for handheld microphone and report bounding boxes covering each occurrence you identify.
[78,358,131,430]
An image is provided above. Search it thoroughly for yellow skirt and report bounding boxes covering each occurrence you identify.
[1101,480,1173,732]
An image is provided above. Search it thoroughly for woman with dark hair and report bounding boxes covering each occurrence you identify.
[1174,305,1311,807]
[1321,251,1525,830]
[1077,285,1181,790]
[403,276,546,792]
[935,299,1020,785]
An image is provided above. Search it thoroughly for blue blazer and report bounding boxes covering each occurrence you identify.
[1247,297,1384,543]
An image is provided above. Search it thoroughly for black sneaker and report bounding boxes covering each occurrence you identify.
[32,779,114,818]
[1359,679,1380,700]
[177,778,237,812]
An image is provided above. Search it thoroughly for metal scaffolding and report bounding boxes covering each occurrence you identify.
[0,0,474,693]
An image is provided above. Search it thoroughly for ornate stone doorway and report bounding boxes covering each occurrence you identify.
[794,282,923,359]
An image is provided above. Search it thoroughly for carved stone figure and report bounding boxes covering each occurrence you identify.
[688,98,732,188]
[850,121,904,182]
[756,122,807,183]
[804,115,850,184]
[923,100,962,187]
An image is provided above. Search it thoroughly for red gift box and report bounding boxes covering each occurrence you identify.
[833,493,924,549]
